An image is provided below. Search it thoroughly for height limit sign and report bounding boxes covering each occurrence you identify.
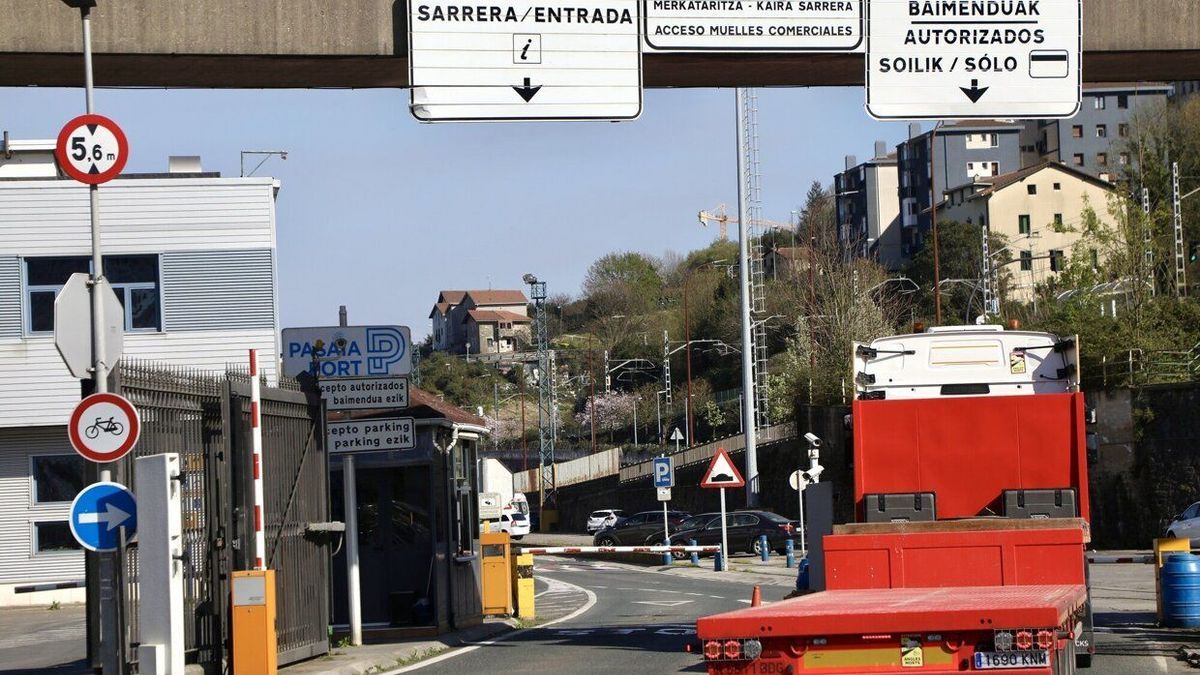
[866,0,1080,120]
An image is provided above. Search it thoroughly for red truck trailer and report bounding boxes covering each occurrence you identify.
[697,326,1093,674]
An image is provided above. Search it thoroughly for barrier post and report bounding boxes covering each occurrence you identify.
[785,539,795,568]
[690,539,700,567]
[715,549,724,572]
[759,535,769,562]
[663,539,673,566]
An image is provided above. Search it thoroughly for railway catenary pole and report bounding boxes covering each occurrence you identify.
[735,88,760,507]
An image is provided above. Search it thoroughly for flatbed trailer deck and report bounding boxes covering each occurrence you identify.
[696,584,1088,674]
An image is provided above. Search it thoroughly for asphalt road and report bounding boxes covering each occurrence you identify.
[0,605,87,674]
[400,557,1200,675]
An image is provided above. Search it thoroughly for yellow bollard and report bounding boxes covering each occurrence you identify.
[512,553,536,620]
[1154,537,1191,624]
[481,531,513,617]
[232,570,277,675]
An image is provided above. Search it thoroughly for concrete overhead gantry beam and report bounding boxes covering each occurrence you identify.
[1,0,1198,88]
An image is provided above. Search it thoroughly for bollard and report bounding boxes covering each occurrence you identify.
[796,558,810,592]
[759,535,769,562]
[785,539,795,568]
[690,539,700,567]
[715,549,724,572]
[663,539,673,566]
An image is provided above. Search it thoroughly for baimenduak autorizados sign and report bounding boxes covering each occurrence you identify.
[281,325,412,379]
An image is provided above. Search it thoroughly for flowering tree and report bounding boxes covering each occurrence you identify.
[574,392,637,431]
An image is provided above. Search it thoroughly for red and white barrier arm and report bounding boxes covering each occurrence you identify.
[1087,554,1155,564]
[249,349,266,571]
[517,545,722,555]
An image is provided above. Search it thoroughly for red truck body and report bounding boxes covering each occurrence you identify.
[696,328,1092,674]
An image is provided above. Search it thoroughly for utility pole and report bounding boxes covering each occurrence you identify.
[1174,161,1188,297]
[683,280,695,446]
[525,274,555,509]
[735,88,760,507]
[931,123,943,325]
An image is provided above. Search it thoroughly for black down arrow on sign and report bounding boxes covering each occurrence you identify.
[513,78,542,102]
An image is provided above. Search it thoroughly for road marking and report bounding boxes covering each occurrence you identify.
[1154,656,1170,672]
[383,575,597,674]
[685,592,704,596]
[708,595,724,599]
[628,598,696,605]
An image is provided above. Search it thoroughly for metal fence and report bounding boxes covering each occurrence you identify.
[1081,342,1200,389]
[89,361,328,672]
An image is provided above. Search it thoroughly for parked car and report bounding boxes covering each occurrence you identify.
[1166,501,1200,544]
[586,509,624,534]
[592,510,691,546]
[499,511,530,540]
[667,510,798,558]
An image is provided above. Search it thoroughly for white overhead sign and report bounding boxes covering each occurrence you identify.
[281,326,412,379]
[320,376,410,412]
[865,0,1081,120]
[327,417,417,454]
[408,0,643,122]
[643,0,863,52]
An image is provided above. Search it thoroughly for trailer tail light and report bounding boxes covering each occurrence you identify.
[704,640,722,660]
[742,639,763,660]
[1036,630,1055,650]
[1015,630,1034,650]
[993,630,1015,651]
[723,640,742,660]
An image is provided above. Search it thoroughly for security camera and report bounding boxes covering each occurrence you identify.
[804,432,822,446]
[336,337,348,349]
[805,465,825,481]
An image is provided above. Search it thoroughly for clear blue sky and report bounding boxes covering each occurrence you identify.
[2,86,915,338]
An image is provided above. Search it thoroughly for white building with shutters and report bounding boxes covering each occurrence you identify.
[0,140,281,605]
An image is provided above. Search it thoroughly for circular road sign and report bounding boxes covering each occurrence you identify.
[69,481,137,552]
[69,392,141,463]
[55,114,129,185]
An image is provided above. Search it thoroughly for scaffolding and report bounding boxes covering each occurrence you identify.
[527,278,555,507]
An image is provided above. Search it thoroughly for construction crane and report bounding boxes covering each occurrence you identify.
[698,204,794,241]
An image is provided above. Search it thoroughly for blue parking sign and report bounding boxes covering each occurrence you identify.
[653,456,674,489]
[69,481,137,552]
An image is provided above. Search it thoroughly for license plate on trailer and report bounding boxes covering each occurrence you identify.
[974,650,1050,669]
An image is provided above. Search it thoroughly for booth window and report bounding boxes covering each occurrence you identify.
[452,440,478,557]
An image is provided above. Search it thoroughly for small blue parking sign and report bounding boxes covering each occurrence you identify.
[653,456,674,489]
[69,481,137,552]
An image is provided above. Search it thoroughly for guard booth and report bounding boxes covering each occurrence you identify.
[329,388,486,638]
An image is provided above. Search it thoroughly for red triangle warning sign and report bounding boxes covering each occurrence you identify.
[700,447,745,489]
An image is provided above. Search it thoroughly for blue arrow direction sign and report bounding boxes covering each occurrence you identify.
[653,456,674,489]
[69,481,137,552]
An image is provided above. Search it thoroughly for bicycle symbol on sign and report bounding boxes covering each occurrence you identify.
[84,416,125,439]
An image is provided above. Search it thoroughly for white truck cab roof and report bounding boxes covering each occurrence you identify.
[853,326,1079,400]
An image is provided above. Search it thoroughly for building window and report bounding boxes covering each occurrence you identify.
[1027,184,1038,195]
[1096,125,1107,138]
[1094,96,1106,110]
[25,255,161,334]
[31,454,85,503]
[1020,251,1033,271]
[1053,182,1062,191]
[1071,125,1083,138]
[1054,213,1064,227]
[1050,250,1065,272]
[1119,123,1130,137]
[1097,152,1109,166]
[1019,214,1031,235]
[1120,152,1131,166]
[34,521,81,554]
[1073,154,1085,166]
[1118,94,1129,109]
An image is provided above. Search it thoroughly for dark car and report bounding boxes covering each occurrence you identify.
[592,510,691,547]
[666,510,798,558]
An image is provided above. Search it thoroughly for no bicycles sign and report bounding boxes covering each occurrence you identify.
[69,392,141,463]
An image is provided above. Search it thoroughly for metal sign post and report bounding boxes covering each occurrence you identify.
[700,448,745,572]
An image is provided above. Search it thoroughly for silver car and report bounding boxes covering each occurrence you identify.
[586,509,624,534]
[1166,501,1200,544]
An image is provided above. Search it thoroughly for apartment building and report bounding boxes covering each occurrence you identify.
[429,289,530,355]
[834,141,902,271]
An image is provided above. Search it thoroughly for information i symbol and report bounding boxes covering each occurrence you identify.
[514,34,542,64]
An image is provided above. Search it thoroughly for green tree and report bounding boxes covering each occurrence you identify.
[906,220,1010,324]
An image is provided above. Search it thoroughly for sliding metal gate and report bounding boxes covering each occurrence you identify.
[87,361,329,671]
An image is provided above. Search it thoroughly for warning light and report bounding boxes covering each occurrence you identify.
[1036,630,1055,650]
[723,640,742,660]
[993,631,1014,651]
[1015,630,1034,650]
[704,640,722,660]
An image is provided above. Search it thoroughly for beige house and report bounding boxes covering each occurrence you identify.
[430,289,530,354]
[933,161,1116,301]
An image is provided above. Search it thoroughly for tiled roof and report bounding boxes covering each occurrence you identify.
[464,309,531,324]
[971,161,1114,198]
[466,289,528,306]
[347,386,487,427]
[437,290,467,305]
[428,302,452,318]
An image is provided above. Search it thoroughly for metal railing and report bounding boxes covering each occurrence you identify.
[1083,341,1200,389]
[619,422,797,483]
